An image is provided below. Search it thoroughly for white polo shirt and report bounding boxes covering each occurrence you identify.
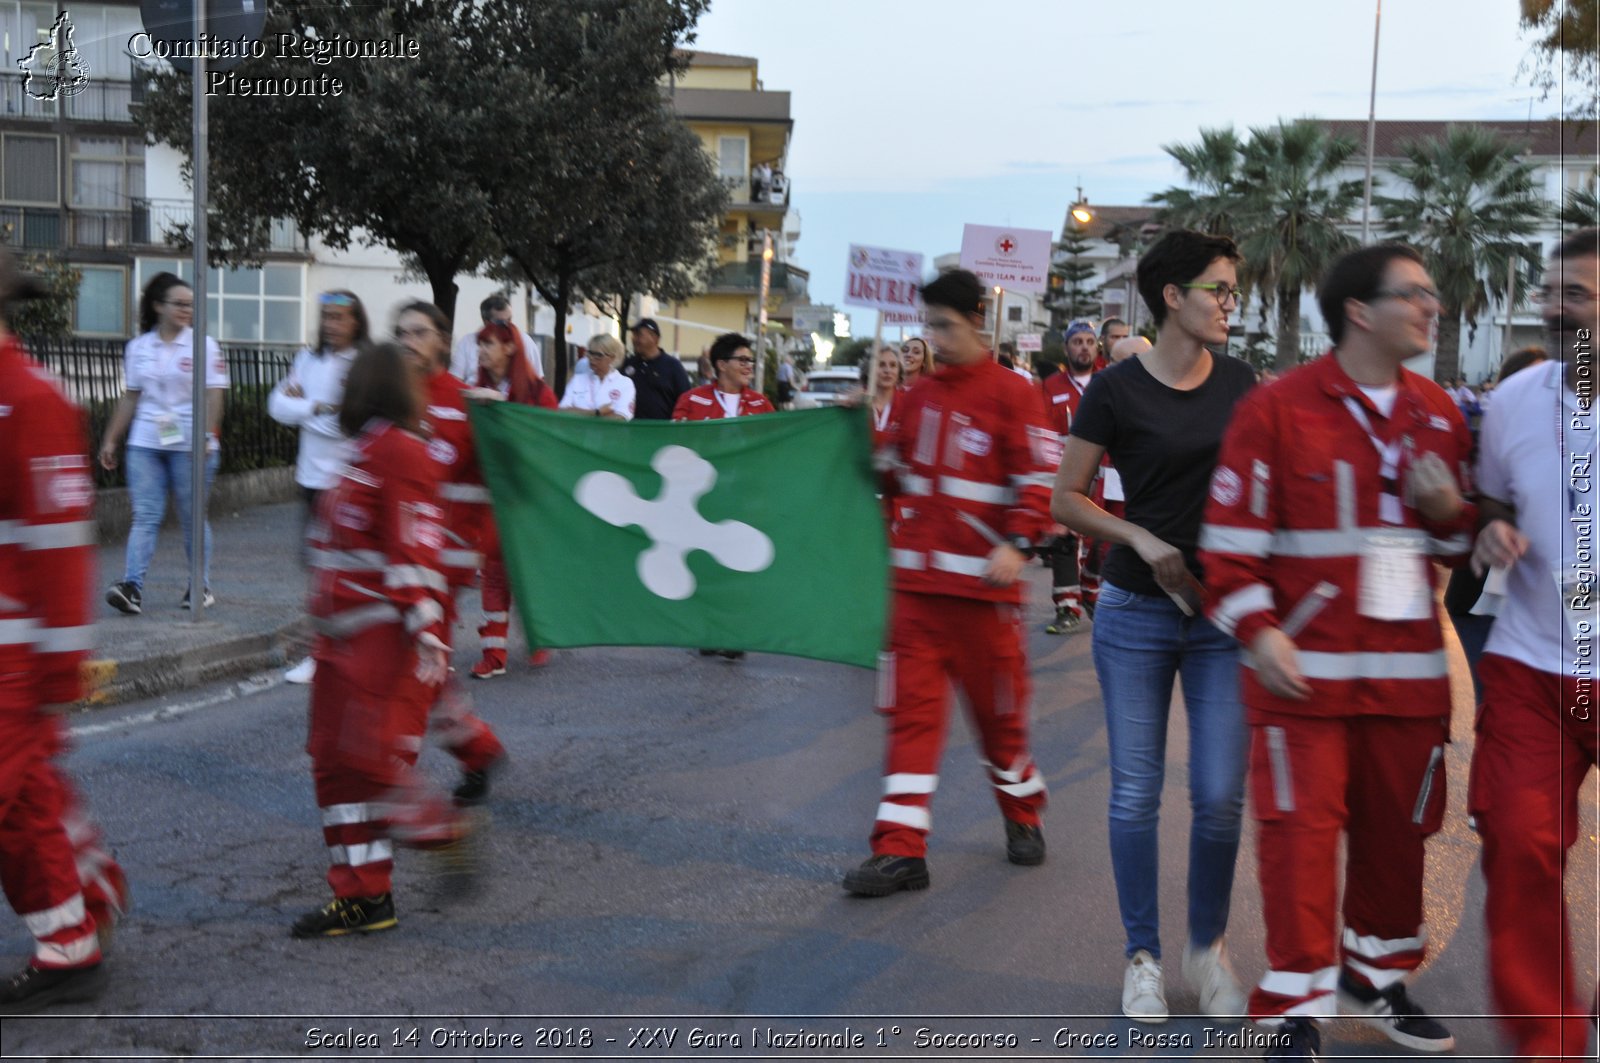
[558,368,636,420]
[450,330,543,384]
[1477,359,1597,676]
[124,327,228,450]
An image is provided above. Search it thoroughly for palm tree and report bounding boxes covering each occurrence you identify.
[1149,127,1245,239]
[1234,120,1364,370]
[1560,182,1600,228]
[1377,125,1548,383]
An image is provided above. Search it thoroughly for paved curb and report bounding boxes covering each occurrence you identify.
[78,617,310,708]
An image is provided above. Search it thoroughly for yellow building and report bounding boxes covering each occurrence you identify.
[661,51,807,363]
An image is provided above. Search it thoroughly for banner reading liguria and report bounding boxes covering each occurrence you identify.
[470,404,888,668]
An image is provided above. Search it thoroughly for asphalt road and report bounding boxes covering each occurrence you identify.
[3,569,1595,1062]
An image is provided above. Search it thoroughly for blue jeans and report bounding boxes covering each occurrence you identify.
[1091,581,1247,959]
[123,445,218,591]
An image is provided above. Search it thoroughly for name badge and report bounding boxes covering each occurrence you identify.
[155,414,184,447]
[1358,534,1431,621]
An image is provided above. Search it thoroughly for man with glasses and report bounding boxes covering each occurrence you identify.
[622,318,692,420]
[1470,227,1600,1062]
[450,293,542,384]
[1200,244,1471,1057]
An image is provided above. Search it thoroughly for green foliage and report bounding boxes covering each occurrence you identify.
[1561,181,1600,227]
[1378,125,1547,382]
[5,253,80,338]
[1050,228,1100,322]
[1521,0,1598,121]
[828,338,872,368]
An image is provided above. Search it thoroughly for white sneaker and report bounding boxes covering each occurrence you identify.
[285,657,316,684]
[1122,949,1168,1023]
[1183,939,1247,1020]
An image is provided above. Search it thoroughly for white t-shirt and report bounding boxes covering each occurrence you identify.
[1356,383,1398,418]
[450,330,543,384]
[124,327,228,451]
[715,389,742,417]
[1477,360,1595,676]
[557,369,636,420]
[267,347,358,490]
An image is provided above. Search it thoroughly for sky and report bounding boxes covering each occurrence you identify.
[688,0,1554,338]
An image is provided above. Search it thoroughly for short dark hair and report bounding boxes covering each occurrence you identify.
[339,342,418,437]
[1499,345,1547,382]
[480,293,511,320]
[1555,228,1599,260]
[1136,230,1242,327]
[1099,317,1126,340]
[920,268,985,319]
[1316,243,1425,345]
[138,272,190,335]
[709,332,752,365]
[400,300,450,335]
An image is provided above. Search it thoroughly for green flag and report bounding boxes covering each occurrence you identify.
[469,404,887,668]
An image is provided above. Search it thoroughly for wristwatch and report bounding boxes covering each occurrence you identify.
[1006,535,1034,557]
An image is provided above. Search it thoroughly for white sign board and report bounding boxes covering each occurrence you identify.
[959,224,1052,294]
[1016,332,1043,353]
[844,244,924,323]
[792,305,829,334]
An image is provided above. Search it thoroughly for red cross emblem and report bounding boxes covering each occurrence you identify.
[998,236,1016,254]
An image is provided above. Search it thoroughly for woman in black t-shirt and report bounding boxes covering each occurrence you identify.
[1051,230,1255,1025]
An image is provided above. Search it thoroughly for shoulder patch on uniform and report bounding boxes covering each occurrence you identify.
[1210,466,1244,508]
[690,394,713,405]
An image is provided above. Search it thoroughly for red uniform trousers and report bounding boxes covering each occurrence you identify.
[474,517,541,670]
[871,592,1047,858]
[1472,654,1599,1062]
[0,702,124,970]
[431,588,505,773]
[308,626,460,899]
[1247,711,1448,1020]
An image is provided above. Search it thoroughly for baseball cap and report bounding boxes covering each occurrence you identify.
[630,318,661,336]
[0,248,48,306]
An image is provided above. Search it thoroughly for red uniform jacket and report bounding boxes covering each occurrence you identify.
[671,385,775,420]
[422,370,488,584]
[307,420,451,653]
[1199,354,1476,720]
[884,359,1057,603]
[0,338,95,706]
[1041,367,1096,440]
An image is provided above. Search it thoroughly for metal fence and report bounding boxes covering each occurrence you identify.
[25,337,302,488]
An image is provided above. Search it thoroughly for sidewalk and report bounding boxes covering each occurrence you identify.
[82,501,311,707]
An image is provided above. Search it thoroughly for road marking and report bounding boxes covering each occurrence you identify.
[69,672,284,738]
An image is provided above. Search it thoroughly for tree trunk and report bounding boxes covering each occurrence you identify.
[1432,308,1462,384]
[1273,283,1302,371]
[552,271,573,399]
[420,256,460,326]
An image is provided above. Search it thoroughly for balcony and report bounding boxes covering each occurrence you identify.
[0,75,136,123]
[0,199,307,253]
[705,260,808,299]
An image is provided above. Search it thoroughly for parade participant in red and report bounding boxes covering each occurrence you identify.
[671,331,775,421]
[1040,320,1105,634]
[1470,228,1600,1063]
[468,320,558,682]
[842,269,1056,897]
[862,343,904,450]
[1200,244,1471,1057]
[395,303,509,805]
[0,250,130,1010]
[899,336,933,389]
[293,343,474,938]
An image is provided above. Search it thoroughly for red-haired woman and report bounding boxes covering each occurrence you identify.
[468,320,557,679]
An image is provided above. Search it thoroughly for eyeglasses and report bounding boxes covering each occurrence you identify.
[1180,282,1244,306]
[395,325,436,339]
[162,299,194,310]
[728,356,756,366]
[1372,285,1442,307]
[1531,284,1600,304]
[319,293,356,308]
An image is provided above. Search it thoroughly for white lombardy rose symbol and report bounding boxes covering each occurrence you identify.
[574,445,774,600]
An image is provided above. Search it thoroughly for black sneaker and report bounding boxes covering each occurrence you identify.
[0,963,107,1014]
[179,587,215,609]
[842,854,930,896]
[717,650,746,660]
[452,753,506,806]
[1004,819,1046,865]
[1044,609,1083,635]
[1264,1017,1321,1060]
[1338,973,1455,1053]
[105,581,141,615]
[289,893,396,938]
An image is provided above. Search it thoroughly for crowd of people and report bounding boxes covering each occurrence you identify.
[0,221,1593,1062]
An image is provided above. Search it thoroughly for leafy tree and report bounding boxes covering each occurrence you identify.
[1234,120,1363,370]
[136,1,499,322]
[1521,0,1598,121]
[5,252,79,340]
[1048,227,1099,323]
[828,338,872,368]
[1378,125,1548,383]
